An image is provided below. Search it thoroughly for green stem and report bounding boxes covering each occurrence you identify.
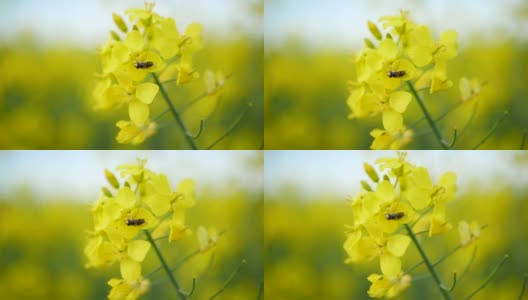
[464,254,509,299]
[520,131,527,150]
[433,245,462,268]
[406,81,449,149]
[404,224,452,300]
[208,260,246,300]
[519,274,528,300]
[406,244,462,274]
[205,103,251,150]
[144,230,188,300]
[471,110,508,150]
[257,281,264,300]
[152,73,199,150]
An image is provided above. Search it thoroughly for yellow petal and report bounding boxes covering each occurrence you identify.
[380,253,401,277]
[129,101,149,124]
[376,180,394,203]
[135,83,159,104]
[177,179,196,208]
[120,258,141,282]
[127,240,151,262]
[389,91,412,113]
[387,234,410,257]
[406,187,430,210]
[382,110,403,132]
[124,30,144,52]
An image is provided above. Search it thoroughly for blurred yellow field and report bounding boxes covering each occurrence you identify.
[0,151,263,300]
[264,151,528,299]
[1,1,262,149]
[264,1,528,150]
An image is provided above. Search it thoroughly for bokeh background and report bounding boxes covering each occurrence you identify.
[264,0,528,149]
[264,151,528,299]
[0,0,263,149]
[0,151,263,299]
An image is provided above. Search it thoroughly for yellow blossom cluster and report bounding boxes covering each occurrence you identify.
[344,152,460,298]
[92,2,204,145]
[84,159,218,300]
[347,11,458,149]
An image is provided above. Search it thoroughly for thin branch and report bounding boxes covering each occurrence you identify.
[257,281,264,300]
[464,254,509,300]
[208,260,246,300]
[459,246,478,282]
[448,272,457,292]
[521,131,527,150]
[447,129,457,148]
[405,224,452,300]
[456,102,479,140]
[519,274,528,300]
[144,230,188,300]
[152,73,199,149]
[191,120,205,139]
[407,81,449,149]
[145,264,164,279]
[170,230,228,273]
[205,103,251,150]
[410,206,433,228]
[472,110,509,150]
[410,100,464,129]
[406,244,462,274]
[183,278,196,297]
[433,245,462,268]
[406,260,425,274]
[170,249,201,273]
[180,73,233,112]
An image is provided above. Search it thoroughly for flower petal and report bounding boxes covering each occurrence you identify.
[127,240,151,262]
[387,234,410,257]
[129,100,149,124]
[136,83,159,104]
[380,252,401,277]
[120,258,141,282]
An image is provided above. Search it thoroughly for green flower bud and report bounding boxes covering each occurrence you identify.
[363,163,379,182]
[104,169,120,189]
[110,30,121,41]
[367,20,382,40]
[112,13,128,33]
[364,38,376,49]
[102,187,113,197]
[361,180,373,192]
[383,174,391,183]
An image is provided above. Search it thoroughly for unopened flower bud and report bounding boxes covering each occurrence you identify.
[102,187,113,197]
[364,38,376,49]
[363,163,379,182]
[104,169,120,189]
[361,180,373,192]
[110,30,121,41]
[112,13,128,33]
[367,21,382,40]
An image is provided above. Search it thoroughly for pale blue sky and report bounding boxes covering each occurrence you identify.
[265,0,520,51]
[0,0,261,48]
[0,151,262,201]
[265,151,528,199]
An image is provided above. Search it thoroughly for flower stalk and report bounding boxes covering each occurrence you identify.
[152,73,199,150]
[407,81,449,149]
[404,224,453,300]
[144,230,189,300]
